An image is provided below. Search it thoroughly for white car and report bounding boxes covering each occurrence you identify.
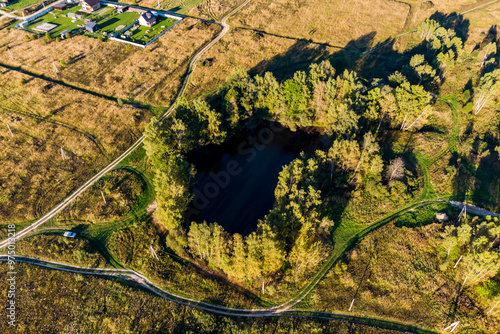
[63,231,77,238]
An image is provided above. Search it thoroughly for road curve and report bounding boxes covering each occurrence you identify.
[0,0,252,250]
[0,255,436,333]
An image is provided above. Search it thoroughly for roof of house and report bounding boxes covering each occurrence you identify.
[85,21,97,29]
[140,12,156,23]
[53,3,67,8]
[61,29,72,35]
[81,0,100,6]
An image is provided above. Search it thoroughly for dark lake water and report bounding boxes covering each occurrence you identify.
[186,121,322,236]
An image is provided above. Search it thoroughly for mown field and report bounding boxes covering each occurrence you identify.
[0,263,404,333]
[304,210,500,334]
[0,18,221,105]
[0,71,150,225]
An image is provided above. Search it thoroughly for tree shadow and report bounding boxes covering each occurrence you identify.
[429,12,470,42]
[249,39,331,80]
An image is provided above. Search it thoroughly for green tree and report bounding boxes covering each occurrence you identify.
[154,154,196,230]
[473,69,500,115]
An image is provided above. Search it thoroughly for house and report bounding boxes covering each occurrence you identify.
[85,21,97,32]
[67,12,83,19]
[128,7,146,14]
[138,11,156,27]
[53,3,68,11]
[79,0,100,13]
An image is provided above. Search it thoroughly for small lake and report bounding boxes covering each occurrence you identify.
[186,121,322,236]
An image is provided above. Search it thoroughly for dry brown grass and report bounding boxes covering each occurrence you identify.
[230,0,410,46]
[0,19,221,105]
[0,71,149,224]
[119,0,240,19]
[410,0,500,46]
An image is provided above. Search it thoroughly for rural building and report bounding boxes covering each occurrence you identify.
[85,21,97,32]
[53,3,68,11]
[67,12,83,19]
[79,0,100,13]
[139,12,156,27]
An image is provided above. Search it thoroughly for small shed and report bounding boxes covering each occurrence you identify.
[53,3,68,11]
[67,12,83,19]
[60,29,72,38]
[117,5,128,13]
[85,21,97,33]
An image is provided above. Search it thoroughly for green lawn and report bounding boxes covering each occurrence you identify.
[119,15,179,45]
[0,0,43,13]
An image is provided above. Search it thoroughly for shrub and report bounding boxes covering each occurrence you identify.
[421,1,434,10]
[45,32,52,42]
[60,60,67,67]
[56,37,60,43]
[65,32,71,39]
[19,78,28,85]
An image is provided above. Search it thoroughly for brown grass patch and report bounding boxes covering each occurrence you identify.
[230,0,410,46]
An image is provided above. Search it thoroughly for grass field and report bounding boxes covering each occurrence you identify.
[98,11,140,34]
[230,0,410,46]
[0,71,151,224]
[0,18,221,104]
[0,264,403,333]
[304,214,500,333]
[0,0,42,12]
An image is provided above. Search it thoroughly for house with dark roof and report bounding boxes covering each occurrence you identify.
[85,21,98,33]
[138,12,156,27]
[53,3,68,11]
[79,0,100,13]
